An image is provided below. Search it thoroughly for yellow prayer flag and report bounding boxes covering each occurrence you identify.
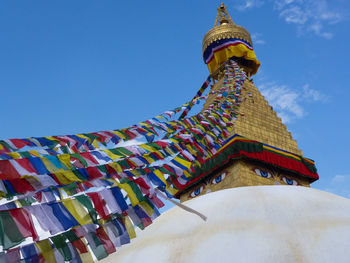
[57,154,72,169]
[103,149,123,160]
[55,170,81,185]
[63,170,82,183]
[36,240,57,263]
[138,144,155,152]
[62,199,93,225]
[185,145,197,155]
[127,169,141,177]
[6,152,21,159]
[46,136,60,145]
[183,170,192,178]
[197,125,208,133]
[76,134,90,143]
[173,156,192,169]
[41,158,60,173]
[163,148,174,156]
[155,150,165,159]
[166,185,179,196]
[139,201,154,217]
[110,130,126,139]
[80,252,95,263]
[169,138,181,144]
[142,154,154,164]
[14,200,22,208]
[28,150,40,157]
[92,140,99,149]
[102,178,119,187]
[108,162,122,174]
[123,216,136,239]
[153,169,167,185]
[119,183,139,207]
[138,122,151,127]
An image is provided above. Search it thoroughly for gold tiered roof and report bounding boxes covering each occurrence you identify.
[202,78,302,155]
[202,3,260,75]
[202,3,252,54]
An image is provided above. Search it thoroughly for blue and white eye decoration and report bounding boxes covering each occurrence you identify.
[282,177,298,186]
[253,168,272,179]
[211,172,227,184]
[189,185,205,198]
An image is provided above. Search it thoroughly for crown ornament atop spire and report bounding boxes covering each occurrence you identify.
[214,3,234,26]
[202,3,260,76]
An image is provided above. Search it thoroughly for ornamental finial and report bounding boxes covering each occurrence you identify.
[202,3,260,76]
[214,3,234,27]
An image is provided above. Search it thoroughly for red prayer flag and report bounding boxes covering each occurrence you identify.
[0,160,20,180]
[80,152,99,166]
[16,158,39,174]
[150,194,164,209]
[86,166,103,180]
[9,139,30,149]
[87,192,109,219]
[9,208,39,241]
[95,227,116,255]
[9,178,35,194]
[72,239,88,254]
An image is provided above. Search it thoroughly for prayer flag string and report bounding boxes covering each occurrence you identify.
[0,60,317,261]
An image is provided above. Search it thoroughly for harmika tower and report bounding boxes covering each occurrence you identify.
[177,4,318,202]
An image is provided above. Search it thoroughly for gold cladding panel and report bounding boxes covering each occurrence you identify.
[203,78,302,155]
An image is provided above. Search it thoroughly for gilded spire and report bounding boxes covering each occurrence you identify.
[203,4,252,52]
[214,3,234,26]
[202,3,260,76]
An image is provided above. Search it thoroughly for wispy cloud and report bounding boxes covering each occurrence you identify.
[279,5,308,24]
[233,0,345,39]
[258,82,326,123]
[332,175,347,183]
[251,33,266,45]
[302,84,327,102]
[323,175,350,199]
[235,0,264,11]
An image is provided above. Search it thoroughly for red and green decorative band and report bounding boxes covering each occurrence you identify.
[173,134,318,193]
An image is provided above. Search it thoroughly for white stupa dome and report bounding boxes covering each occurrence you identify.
[101,186,350,263]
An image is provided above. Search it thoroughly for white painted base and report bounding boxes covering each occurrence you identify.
[101,186,350,263]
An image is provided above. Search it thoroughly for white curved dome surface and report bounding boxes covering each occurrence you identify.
[102,186,350,263]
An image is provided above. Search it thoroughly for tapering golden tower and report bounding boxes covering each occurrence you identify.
[179,4,318,202]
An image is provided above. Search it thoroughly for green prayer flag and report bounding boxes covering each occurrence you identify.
[0,211,25,249]
[50,234,72,261]
[117,147,134,156]
[18,196,36,207]
[75,195,98,223]
[89,232,108,260]
[64,230,80,242]
[71,153,88,167]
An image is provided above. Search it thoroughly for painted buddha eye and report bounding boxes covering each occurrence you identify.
[282,177,298,185]
[211,172,227,184]
[189,185,205,198]
[253,168,272,179]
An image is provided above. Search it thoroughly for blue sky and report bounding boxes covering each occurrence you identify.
[0,0,349,198]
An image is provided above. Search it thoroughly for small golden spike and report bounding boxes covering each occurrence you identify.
[214,3,235,27]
